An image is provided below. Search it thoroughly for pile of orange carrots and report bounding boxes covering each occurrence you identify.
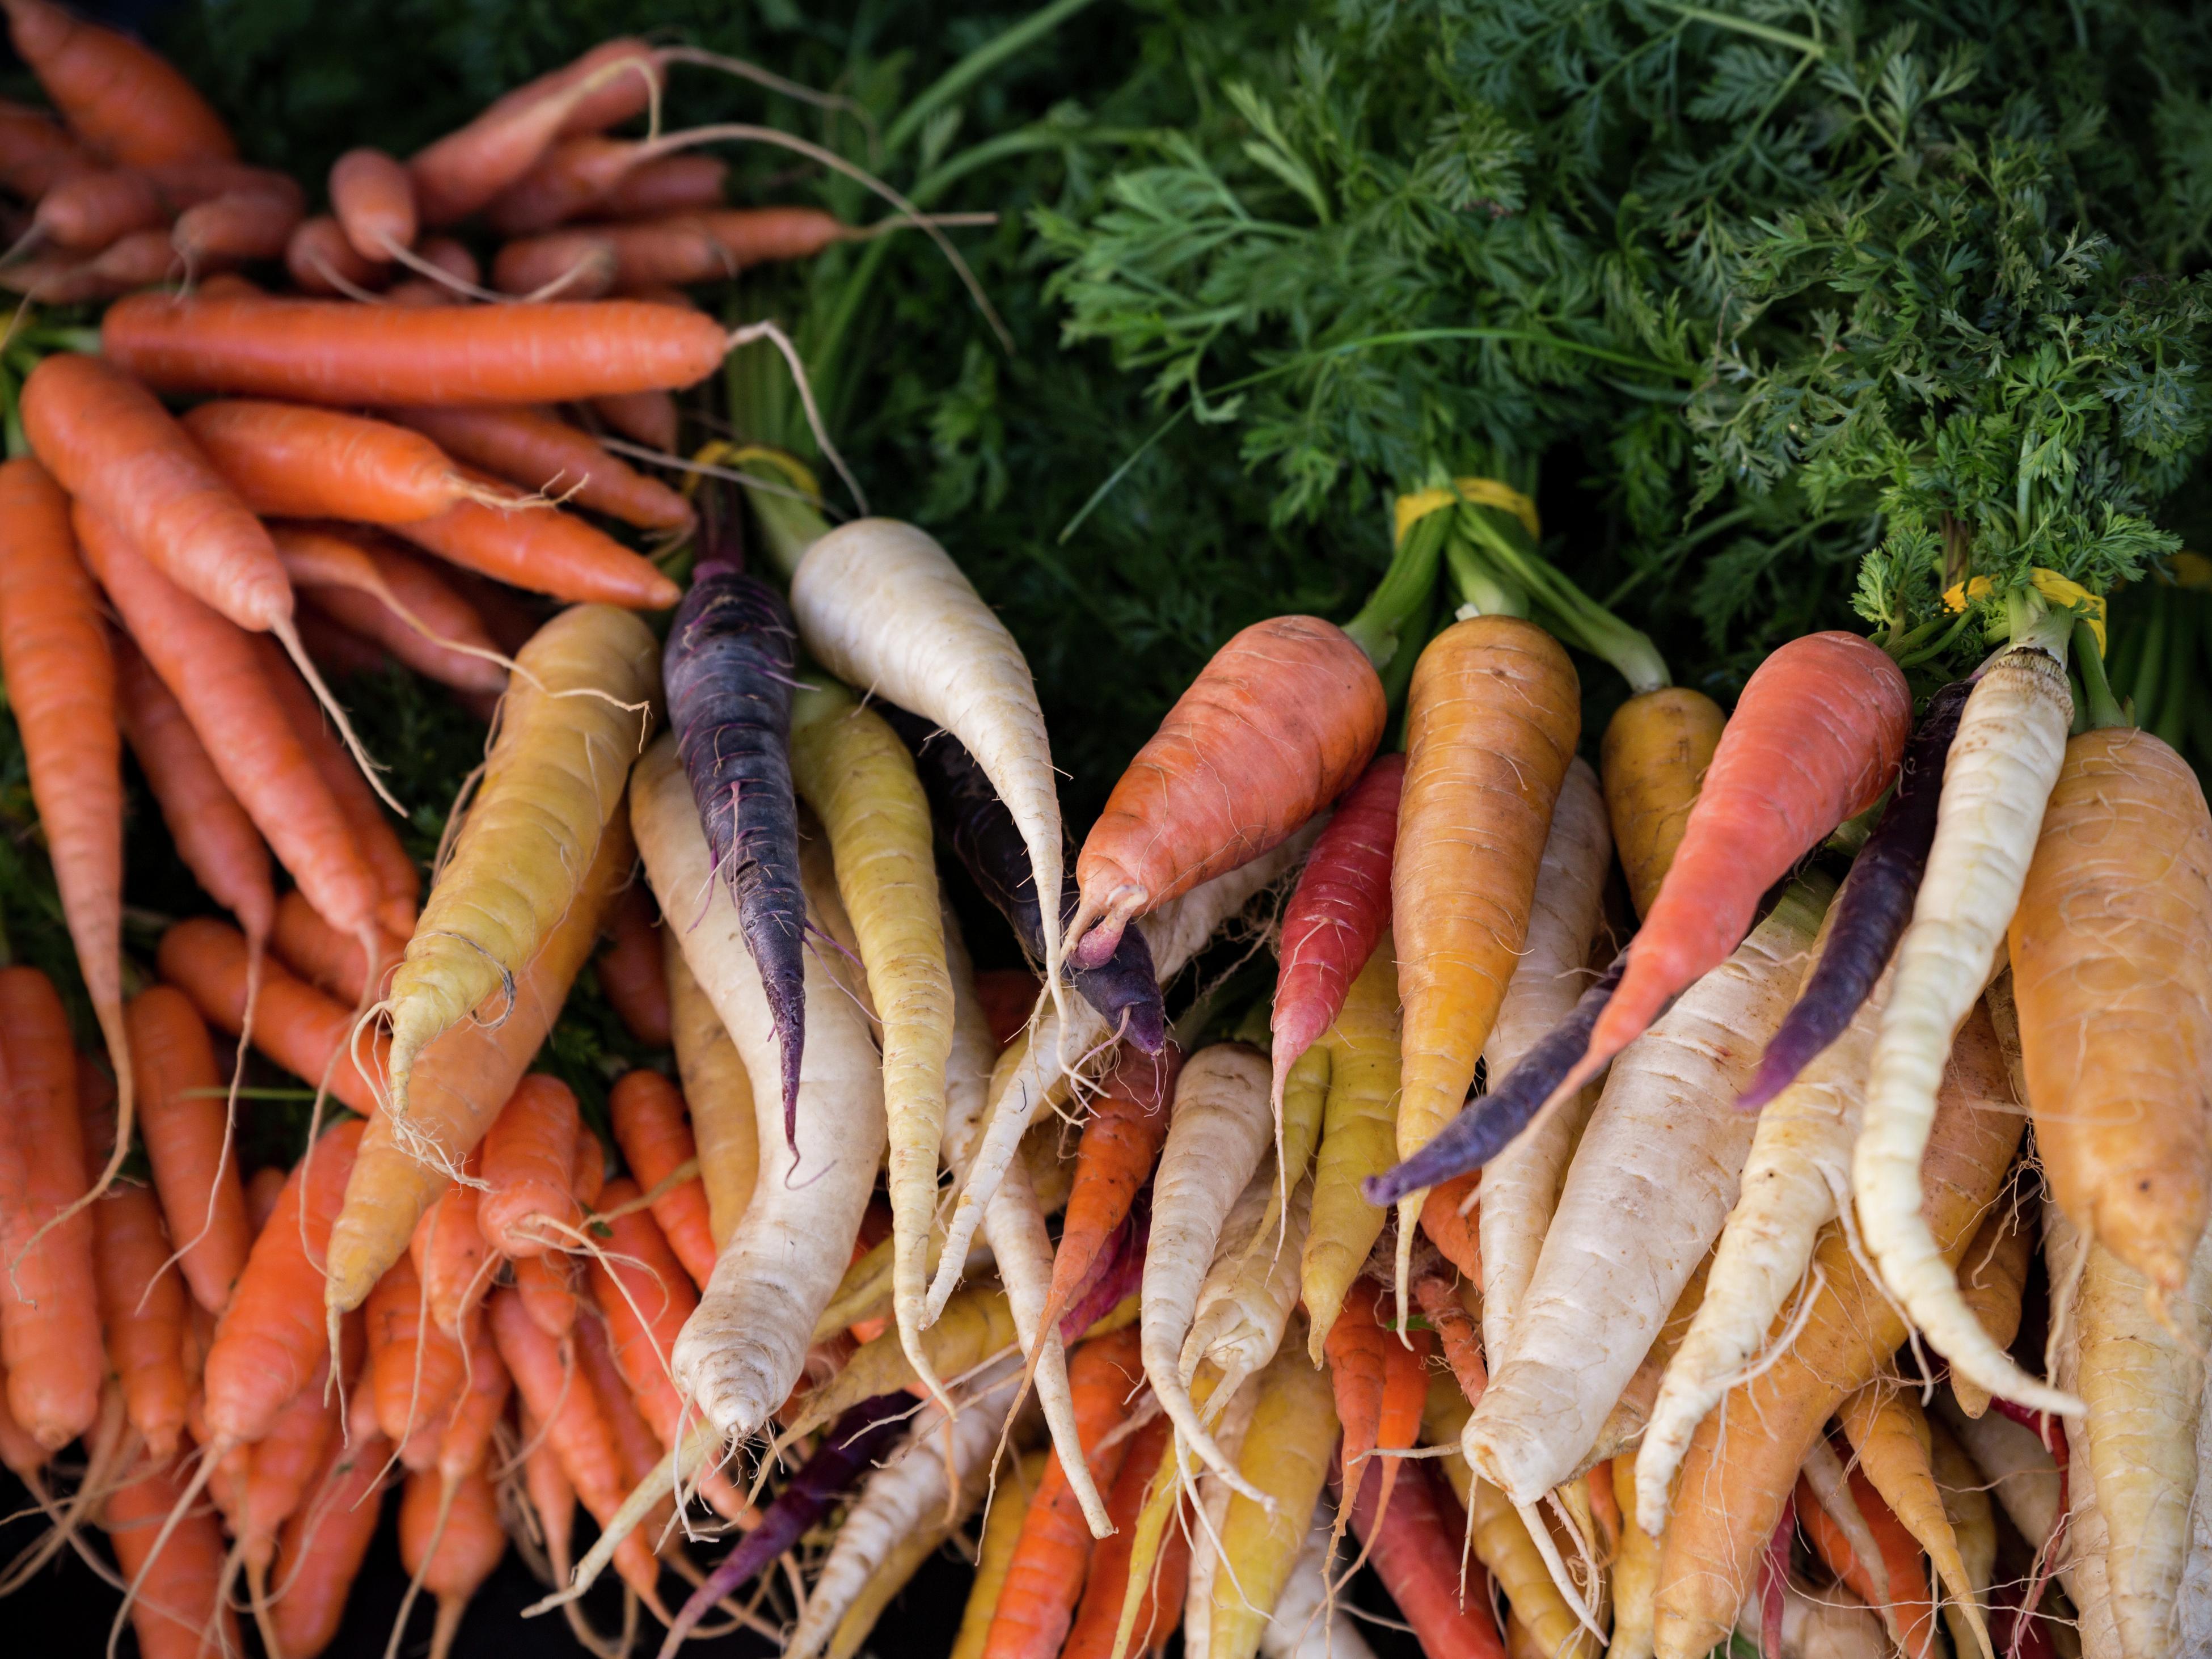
[1,5,2209,1659]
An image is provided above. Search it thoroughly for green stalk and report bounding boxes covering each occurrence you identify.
[881,0,1104,158]
[2003,585,2074,660]
[1341,508,1451,669]
[1453,504,1669,692]
[1445,526,1529,618]
[744,461,834,580]
[2072,621,2127,731]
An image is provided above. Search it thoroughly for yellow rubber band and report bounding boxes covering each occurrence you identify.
[2172,551,2212,589]
[1941,567,2107,654]
[1393,476,1542,547]
[682,439,824,506]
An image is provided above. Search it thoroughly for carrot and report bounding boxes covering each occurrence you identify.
[383,402,693,530]
[1598,686,1726,918]
[391,1463,503,1659]
[1466,872,1832,1509]
[949,1451,1050,1659]
[377,604,657,1124]
[983,1325,1146,1659]
[632,736,887,1450]
[585,1178,707,1448]
[601,150,728,218]
[410,37,660,226]
[1952,1197,2034,1419]
[1846,1463,1943,1659]
[0,970,102,1451]
[271,889,402,1007]
[77,506,385,944]
[329,146,415,261]
[1,0,233,166]
[664,934,756,1251]
[487,1285,666,1612]
[267,1429,393,1659]
[102,1454,239,1659]
[126,985,250,1314]
[788,682,953,1401]
[204,1118,364,1446]
[368,1251,469,1468]
[1648,1001,2020,1659]
[286,212,389,295]
[1348,1458,1507,1659]
[31,163,162,248]
[1269,750,1402,1113]
[0,95,87,195]
[157,918,386,1116]
[271,521,510,697]
[1327,1279,1432,1540]
[243,1167,285,1234]
[1796,1478,1894,1637]
[410,1158,490,1336]
[184,399,524,524]
[172,181,302,268]
[103,289,729,404]
[1840,1384,1987,1658]
[0,458,133,1196]
[590,387,679,451]
[1061,1412,1183,1659]
[389,472,683,610]
[484,133,660,234]
[237,1352,344,1644]
[1302,938,1402,1354]
[1566,630,1909,1103]
[1069,615,1383,969]
[493,205,853,293]
[791,517,1068,1016]
[593,884,672,1048]
[609,1071,714,1289]
[80,1080,189,1461]
[2012,725,2212,1295]
[1046,1042,1182,1341]
[1389,615,1581,1295]
[477,1073,581,1259]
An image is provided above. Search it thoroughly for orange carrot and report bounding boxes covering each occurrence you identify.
[982,1324,1146,1659]
[1416,1271,1487,1404]
[103,1454,240,1659]
[0,457,132,1187]
[572,1305,670,1506]
[437,1319,510,1484]
[185,399,524,525]
[519,1399,577,1588]
[1,0,233,166]
[286,212,388,296]
[1041,1041,1180,1340]
[270,521,509,697]
[478,1073,582,1259]
[0,969,102,1451]
[1346,1457,1506,1659]
[0,95,87,196]
[1070,615,1386,967]
[488,1285,667,1610]
[1849,1464,1940,1659]
[1420,1171,1481,1282]
[513,1252,580,1341]
[157,917,386,1116]
[484,133,653,234]
[243,1166,285,1233]
[172,181,302,268]
[493,205,850,294]
[368,1252,469,1468]
[32,162,161,248]
[237,1345,347,1578]
[415,235,480,286]
[603,153,727,219]
[126,985,251,1314]
[1567,631,1910,1096]
[1062,1412,1189,1659]
[411,1154,492,1336]
[113,632,275,946]
[79,1074,189,1460]
[330,146,415,261]
[610,1070,715,1289]
[597,884,674,1046]
[589,387,678,452]
[103,289,729,405]
[203,1117,364,1446]
[390,466,682,609]
[268,1429,392,1659]
[271,889,403,1006]
[383,402,694,530]
[398,1462,506,1659]
[78,508,384,943]
[585,1177,700,1447]
[1326,1278,1434,1535]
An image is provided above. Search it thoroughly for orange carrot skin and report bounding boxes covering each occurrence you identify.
[184,399,487,526]
[269,1429,392,1659]
[437,1319,510,1482]
[0,95,88,196]
[103,1453,242,1659]
[1062,1412,1188,1659]
[590,387,679,452]
[513,1251,580,1340]
[127,985,251,1314]
[520,1401,576,1574]
[85,1145,189,1461]
[113,633,277,944]
[330,146,415,261]
[33,162,162,248]
[244,1166,286,1234]
[383,402,694,530]
[172,183,302,264]
[1415,1273,1487,1404]
[204,1117,364,1445]
[275,525,508,695]
[610,1070,716,1288]
[493,205,848,294]
[603,153,727,219]
[391,470,683,610]
[983,1325,1146,1659]
[368,1252,469,1467]
[1588,631,1909,1066]
[0,458,126,1073]
[1848,1464,1940,1659]
[1346,1458,1506,1659]
[586,1177,700,1447]
[1327,1280,1392,1497]
[286,212,389,294]
[484,134,645,234]
[402,1461,506,1615]
[24,352,290,632]
[1046,1041,1182,1323]
[1421,1171,1482,1282]
[271,888,403,1006]
[478,1074,581,1258]
[157,917,386,1115]
[573,1305,669,1514]
[2,0,234,166]
[239,1352,343,1569]
[0,969,102,1450]
[1797,1473,1887,1613]
[1073,615,1387,966]
[412,1158,492,1336]
[103,289,728,405]
[79,509,381,938]
[597,885,675,1045]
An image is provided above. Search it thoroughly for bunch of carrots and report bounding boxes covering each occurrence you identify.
[1,5,2209,1659]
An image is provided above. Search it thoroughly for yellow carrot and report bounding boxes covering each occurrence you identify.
[1839,1382,1991,1659]
[1301,935,1402,1355]
[663,928,755,1251]
[951,1451,1049,1659]
[1209,1322,1338,1659]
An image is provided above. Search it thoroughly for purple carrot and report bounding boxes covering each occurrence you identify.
[656,1391,911,1657]
[1735,678,1970,1112]
[1363,950,1626,1205]
[1058,1201,1148,1342]
[665,554,807,1150]
[877,700,1165,1050]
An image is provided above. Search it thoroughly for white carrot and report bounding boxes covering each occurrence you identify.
[630,735,885,1444]
[1143,1043,1277,1503]
[1936,1393,2061,1553]
[1732,1578,1888,1659]
[1637,890,1896,1518]
[2180,1362,2212,1656]
[2050,1235,2125,1659]
[789,517,1066,1019]
[1260,1497,1376,1659]
[1180,1369,1263,1659]
[1184,1169,1310,1405]
[2045,1193,2212,1657]
[1854,640,2079,1415]
[1463,872,1833,1507]
[1929,1415,1999,1659]
[1476,757,1611,1369]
